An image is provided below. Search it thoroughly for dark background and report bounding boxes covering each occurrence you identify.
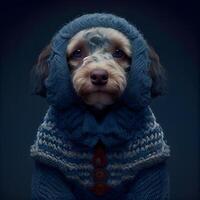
[0,0,199,199]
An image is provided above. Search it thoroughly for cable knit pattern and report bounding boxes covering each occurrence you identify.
[31,13,170,199]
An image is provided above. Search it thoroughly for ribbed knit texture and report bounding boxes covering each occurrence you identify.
[126,163,169,200]
[32,162,76,200]
[32,162,169,200]
[31,13,170,199]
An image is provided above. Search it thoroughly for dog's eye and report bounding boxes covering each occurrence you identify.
[71,49,82,59]
[112,49,125,58]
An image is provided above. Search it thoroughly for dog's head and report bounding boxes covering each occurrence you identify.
[32,14,166,110]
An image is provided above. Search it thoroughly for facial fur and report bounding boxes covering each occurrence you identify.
[66,27,132,109]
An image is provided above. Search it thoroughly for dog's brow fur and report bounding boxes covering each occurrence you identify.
[67,27,131,57]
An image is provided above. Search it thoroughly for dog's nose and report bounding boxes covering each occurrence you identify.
[90,69,108,86]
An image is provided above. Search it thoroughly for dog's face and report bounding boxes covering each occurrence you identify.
[66,28,131,109]
[32,26,166,109]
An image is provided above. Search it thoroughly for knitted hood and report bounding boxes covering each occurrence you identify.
[45,13,151,110]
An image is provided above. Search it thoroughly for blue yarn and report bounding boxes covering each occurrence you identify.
[31,13,170,200]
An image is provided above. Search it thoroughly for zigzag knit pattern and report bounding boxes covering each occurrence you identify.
[31,106,170,188]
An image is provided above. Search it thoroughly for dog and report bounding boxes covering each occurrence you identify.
[31,13,170,200]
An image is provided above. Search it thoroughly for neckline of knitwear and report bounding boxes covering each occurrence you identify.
[43,105,158,148]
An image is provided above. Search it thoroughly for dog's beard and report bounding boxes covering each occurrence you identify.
[83,92,115,109]
[73,79,126,109]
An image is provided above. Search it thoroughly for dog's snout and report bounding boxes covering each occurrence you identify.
[90,69,108,86]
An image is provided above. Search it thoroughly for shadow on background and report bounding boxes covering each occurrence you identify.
[0,0,199,199]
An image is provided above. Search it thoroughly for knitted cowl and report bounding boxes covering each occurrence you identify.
[31,13,170,188]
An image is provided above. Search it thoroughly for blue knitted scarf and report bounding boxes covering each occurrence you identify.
[31,13,170,187]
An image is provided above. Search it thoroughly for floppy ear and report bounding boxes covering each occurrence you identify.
[148,46,167,98]
[31,44,52,97]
